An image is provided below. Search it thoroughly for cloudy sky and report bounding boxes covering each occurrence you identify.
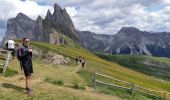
[0,0,170,41]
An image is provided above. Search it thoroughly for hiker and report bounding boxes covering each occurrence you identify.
[6,39,15,58]
[75,57,79,65]
[17,38,33,95]
[81,58,86,70]
[78,56,82,63]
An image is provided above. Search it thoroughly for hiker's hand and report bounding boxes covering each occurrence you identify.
[28,49,32,52]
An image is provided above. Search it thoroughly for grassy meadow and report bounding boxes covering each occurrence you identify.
[0,41,170,99]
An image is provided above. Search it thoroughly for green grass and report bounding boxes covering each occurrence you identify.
[44,78,64,86]
[0,67,18,77]
[0,41,170,99]
[29,42,170,97]
[95,84,163,100]
[70,81,86,90]
[95,53,170,81]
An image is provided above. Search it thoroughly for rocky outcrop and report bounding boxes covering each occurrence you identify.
[33,49,70,65]
[4,13,36,41]
[42,52,70,65]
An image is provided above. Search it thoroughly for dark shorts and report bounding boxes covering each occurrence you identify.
[82,63,85,67]
[23,65,33,77]
[8,49,15,56]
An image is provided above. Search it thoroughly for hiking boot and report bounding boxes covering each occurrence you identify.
[25,87,29,91]
[26,87,32,96]
[27,90,32,96]
[25,87,33,91]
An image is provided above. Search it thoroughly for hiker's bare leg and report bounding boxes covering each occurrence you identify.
[26,76,29,88]
[25,74,32,95]
[26,74,31,89]
[28,75,31,89]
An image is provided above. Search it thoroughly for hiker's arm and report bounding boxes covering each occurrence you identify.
[28,49,32,57]
[20,50,29,59]
[29,52,32,57]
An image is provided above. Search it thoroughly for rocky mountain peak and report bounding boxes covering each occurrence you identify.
[36,16,43,22]
[45,9,52,20]
[118,27,140,34]
[15,13,31,20]
[3,3,80,45]
[54,3,62,12]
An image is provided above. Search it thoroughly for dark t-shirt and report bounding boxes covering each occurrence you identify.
[19,45,33,76]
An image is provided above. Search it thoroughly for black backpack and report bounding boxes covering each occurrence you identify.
[17,46,26,70]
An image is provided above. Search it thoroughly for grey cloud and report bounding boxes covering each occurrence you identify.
[36,0,92,7]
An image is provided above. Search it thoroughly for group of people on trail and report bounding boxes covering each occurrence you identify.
[76,56,86,69]
[4,38,33,95]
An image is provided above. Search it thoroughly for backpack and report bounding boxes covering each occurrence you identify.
[17,48,22,61]
[6,42,8,49]
[17,46,27,71]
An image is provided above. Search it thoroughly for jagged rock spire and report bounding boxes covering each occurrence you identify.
[45,9,52,20]
[54,3,62,12]
[36,16,43,22]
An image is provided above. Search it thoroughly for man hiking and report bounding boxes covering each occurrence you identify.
[17,38,33,95]
[81,58,86,70]
[6,39,15,58]
[75,57,79,65]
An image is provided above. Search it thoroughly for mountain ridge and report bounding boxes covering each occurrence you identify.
[78,27,170,58]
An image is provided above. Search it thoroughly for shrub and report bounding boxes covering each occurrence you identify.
[71,82,85,90]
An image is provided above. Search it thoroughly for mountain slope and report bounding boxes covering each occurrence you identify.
[95,53,170,81]
[78,27,170,58]
[29,42,170,92]
[1,41,170,99]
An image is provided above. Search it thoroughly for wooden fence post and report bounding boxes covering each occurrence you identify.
[2,51,11,74]
[93,72,96,89]
[130,83,135,95]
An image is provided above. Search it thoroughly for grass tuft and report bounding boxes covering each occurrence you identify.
[44,78,64,86]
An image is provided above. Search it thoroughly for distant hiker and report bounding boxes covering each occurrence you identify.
[17,38,33,95]
[6,39,15,58]
[81,58,86,70]
[78,56,82,63]
[76,57,79,65]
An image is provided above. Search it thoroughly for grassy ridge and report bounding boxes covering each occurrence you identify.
[0,41,170,99]
[95,53,170,81]
[30,42,170,92]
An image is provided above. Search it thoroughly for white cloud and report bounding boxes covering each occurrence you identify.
[163,0,170,4]
[0,0,53,40]
[63,0,170,34]
[65,7,77,17]
[0,0,53,20]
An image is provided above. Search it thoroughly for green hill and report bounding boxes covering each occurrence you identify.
[0,42,170,100]
[95,53,170,81]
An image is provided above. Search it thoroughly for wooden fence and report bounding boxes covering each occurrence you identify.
[0,50,11,74]
[92,72,170,100]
